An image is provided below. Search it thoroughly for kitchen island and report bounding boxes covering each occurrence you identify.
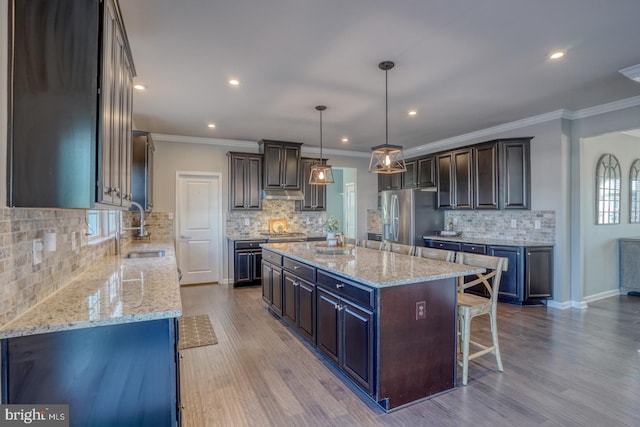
[0,241,182,427]
[260,242,483,411]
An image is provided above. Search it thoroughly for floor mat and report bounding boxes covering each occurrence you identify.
[178,314,218,350]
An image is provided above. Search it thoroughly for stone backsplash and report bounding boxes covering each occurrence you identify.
[226,200,325,236]
[123,211,174,241]
[0,207,112,326]
[366,208,555,243]
[0,208,175,327]
[444,210,556,242]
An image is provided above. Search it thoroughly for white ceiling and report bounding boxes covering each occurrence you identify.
[119,0,640,153]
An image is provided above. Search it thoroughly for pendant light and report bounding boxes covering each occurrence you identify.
[309,105,335,185]
[369,60,407,174]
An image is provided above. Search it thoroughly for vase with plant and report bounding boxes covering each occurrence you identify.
[323,216,340,245]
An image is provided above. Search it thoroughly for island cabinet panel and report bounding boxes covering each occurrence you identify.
[263,248,466,411]
[261,253,283,316]
[377,278,457,408]
[1,319,179,426]
[316,287,374,394]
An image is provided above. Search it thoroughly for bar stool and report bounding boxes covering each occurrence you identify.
[414,246,455,262]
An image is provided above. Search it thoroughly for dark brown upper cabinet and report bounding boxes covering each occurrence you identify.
[228,152,262,210]
[401,160,417,189]
[417,156,436,188]
[474,143,499,209]
[499,138,531,209]
[131,131,155,211]
[8,0,134,208]
[378,173,402,192]
[437,148,473,209]
[298,157,326,211]
[259,140,302,190]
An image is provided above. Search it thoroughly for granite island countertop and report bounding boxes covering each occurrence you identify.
[262,242,483,288]
[0,240,182,339]
[422,235,554,247]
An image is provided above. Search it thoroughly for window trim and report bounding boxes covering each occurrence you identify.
[595,153,621,225]
[630,159,640,224]
[86,210,120,243]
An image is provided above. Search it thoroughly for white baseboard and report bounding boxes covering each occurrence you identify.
[547,288,622,310]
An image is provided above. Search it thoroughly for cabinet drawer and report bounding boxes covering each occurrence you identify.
[262,249,282,266]
[235,240,266,250]
[430,240,462,251]
[283,257,315,282]
[316,271,375,309]
[462,243,486,254]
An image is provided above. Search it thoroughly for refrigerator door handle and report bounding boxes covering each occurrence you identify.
[391,194,400,241]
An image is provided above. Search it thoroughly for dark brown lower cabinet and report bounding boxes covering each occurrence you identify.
[423,238,553,304]
[317,287,374,393]
[262,260,283,316]
[262,248,459,411]
[1,319,180,426]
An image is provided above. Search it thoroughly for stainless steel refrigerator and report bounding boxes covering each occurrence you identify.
[380,189,444,246]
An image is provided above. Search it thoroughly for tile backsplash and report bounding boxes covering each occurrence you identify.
[0,208,175,327]
[366,208,555,243]
[225,200,325,236]
[0,207,111,326]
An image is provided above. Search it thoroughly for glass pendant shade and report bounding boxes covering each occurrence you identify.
[369,143,406,174]
[369,60,407,174]
[309,105,334,185]
[309,160,335,185]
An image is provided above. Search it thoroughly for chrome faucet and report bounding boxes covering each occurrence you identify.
[123,201,147,239]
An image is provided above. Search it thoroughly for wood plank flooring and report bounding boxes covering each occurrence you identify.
[179,284,640,426]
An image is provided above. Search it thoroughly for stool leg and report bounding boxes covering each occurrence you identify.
[461,310,471,385]
[490,312,503,372]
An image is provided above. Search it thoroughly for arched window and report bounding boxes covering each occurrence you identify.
[630,159,640,223]
[595,154,621,224]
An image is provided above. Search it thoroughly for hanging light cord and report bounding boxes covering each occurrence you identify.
[319,108,323,164]
[385,66,388,147]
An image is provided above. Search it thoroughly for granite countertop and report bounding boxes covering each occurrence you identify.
[262,242,483,288]
[422,235,554,247]
[0,240,182,339]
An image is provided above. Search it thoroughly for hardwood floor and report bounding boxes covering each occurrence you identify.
[179,284,640,426]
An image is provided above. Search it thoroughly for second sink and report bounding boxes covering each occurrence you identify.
[126,250,166,259]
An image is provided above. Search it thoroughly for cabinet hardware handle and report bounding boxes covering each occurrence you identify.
[336,283,345,288]
[293,265,300,270]
[334,304,340,310]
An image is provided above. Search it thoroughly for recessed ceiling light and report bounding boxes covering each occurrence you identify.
[341,137,349,143]
[207,123,216,128]
[408,110,417,116]
[134,84,146,91]
[229,79,240,86]
[619,64,640,83]
[549,50,565,60]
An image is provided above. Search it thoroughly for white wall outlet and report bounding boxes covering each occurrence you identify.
[168,212,174,220]
[243,218,250,226]
[453,217,458,225]
[510,219,517,228]
[306,217,310,225]
[318,218,323,225]
[71,232,78,251]
[534,220,541,229]
[44,232,57,252]
[33,239,43,265]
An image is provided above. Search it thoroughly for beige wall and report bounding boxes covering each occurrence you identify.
[581,132,640,296]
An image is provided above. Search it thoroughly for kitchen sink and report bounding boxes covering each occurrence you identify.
[126,250,166,258]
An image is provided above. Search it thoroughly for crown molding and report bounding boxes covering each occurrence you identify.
[151,133,259,149]
[405,109,570,156]
[568,95,640,120]
[301,146,370,159]
[153,95,640,158]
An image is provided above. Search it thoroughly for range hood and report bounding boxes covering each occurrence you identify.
[262,189,304,200]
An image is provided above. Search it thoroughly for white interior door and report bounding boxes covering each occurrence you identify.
[176,172,221,285]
